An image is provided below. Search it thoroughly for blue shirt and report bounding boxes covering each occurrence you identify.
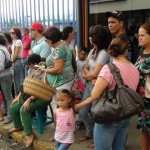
[32,37,51,59]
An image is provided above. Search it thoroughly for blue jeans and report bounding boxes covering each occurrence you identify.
[14,59,24,95]
[21,58,28,83]
[78,82,94,136]
[55,141,71,150]
[94,118,131,150]
[0,74,13,116]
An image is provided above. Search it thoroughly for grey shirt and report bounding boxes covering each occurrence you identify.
[87,49,110,72]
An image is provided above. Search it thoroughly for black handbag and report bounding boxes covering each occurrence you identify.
[91,63,144,124]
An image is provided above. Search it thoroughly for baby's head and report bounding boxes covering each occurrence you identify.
[27,53,41,69]
[78,46,87,61]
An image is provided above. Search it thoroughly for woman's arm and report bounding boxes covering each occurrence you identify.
[12,46,20,63]
[83,63,104,81]
[83,59,90,75]
[40,58,64,74]
[75,76,109,111]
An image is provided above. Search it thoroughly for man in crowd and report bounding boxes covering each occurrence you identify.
[105,10,137,63]
[29,22,51,61]
[21,28,32,78]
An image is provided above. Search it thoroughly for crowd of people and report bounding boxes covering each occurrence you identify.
[0,10,150,150]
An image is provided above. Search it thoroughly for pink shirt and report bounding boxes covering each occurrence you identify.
[99,60,140,91]
[21,35,32,58]
[55,108,76,144]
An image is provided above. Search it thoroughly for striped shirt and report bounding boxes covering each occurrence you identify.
[99,60,140,91]
[55,108,75,144]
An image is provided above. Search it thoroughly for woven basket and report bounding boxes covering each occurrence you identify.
[23,76,56,102]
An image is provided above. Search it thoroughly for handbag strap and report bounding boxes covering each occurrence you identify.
[0,49,7,64]
[107,63,124,88]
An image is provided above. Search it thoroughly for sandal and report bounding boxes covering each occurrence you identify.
[0,118,4,122]
[8,127,23,134]
[50,137,55,142]
[79,135,93,142]
[26,133,36,148]
[87,143,94,148]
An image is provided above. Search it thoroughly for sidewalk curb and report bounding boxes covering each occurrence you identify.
[0,122,55,150]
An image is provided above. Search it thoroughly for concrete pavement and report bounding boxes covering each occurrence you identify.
[0,116,141,150]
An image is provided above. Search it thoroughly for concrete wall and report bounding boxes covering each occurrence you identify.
[90,0,150,14]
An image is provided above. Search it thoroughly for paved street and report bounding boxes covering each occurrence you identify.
[0,116,141,150]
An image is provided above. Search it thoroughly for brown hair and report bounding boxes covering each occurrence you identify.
[12,27,22,40]
[57,89,75,110]
[107,36,129,57]
[140,23,150,35]
[44,26,62,44]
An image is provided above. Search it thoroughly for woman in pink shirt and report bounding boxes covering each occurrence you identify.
[75,36,140,150]
[54,89,76,150]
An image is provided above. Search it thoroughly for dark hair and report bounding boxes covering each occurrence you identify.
[44,26,63,44]
[79,46,88,53]
[107,36,129,57]
[3,32,12,44]
[22,27,29,33]
[58,89,75,109]
[12,27,22,40]
[89,25,110,57]
[140,23,150,35]
[27,53,41,65]
[62,26,74,40]
[0,35,6,46]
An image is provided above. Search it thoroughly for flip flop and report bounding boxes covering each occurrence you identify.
[87,143,94,148]
[50,137,55,142]
[8,127,23,134]
[26,133,36,148]
[0,118,4,122]
[79,135,93,142]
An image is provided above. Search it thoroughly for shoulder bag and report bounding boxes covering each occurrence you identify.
[91,63,144,124]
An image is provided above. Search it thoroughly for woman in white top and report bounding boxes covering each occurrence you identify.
[11,27,23,96]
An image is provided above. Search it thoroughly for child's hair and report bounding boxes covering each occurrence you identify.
[27,53,41,65]
[58,89,75,110]
[79,46,88,53]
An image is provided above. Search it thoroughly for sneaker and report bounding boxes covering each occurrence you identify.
[3,116,13,124]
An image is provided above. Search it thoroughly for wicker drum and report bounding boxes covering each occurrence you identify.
[23,76,56,102]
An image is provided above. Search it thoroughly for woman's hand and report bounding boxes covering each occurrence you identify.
[38,61,46,66]
[22,98,31,111]
[91,79,96,85]
[11,97,20,105]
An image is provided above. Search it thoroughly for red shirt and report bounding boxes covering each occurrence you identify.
[21,35,32,58]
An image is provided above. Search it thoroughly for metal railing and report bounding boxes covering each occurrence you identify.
[0,0,78,33]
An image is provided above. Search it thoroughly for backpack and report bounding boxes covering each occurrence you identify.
[91,63,144,124]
